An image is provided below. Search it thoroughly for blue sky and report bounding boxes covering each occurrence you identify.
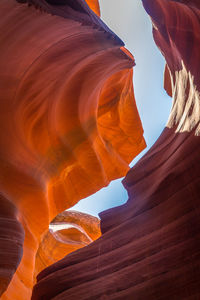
[69,0,172,217]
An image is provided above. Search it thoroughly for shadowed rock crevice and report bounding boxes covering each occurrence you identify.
[0,194,24,297]
[16,0,122,45]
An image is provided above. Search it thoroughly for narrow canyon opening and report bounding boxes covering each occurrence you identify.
[46,0,173,270]
[66,0,172,218]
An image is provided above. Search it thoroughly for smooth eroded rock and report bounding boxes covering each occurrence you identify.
[0,0,145,298]
[32,1,200,299]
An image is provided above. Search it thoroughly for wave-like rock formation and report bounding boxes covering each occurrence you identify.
[35,211,101,277]
[0,0,145,299]
[32,0,200,299]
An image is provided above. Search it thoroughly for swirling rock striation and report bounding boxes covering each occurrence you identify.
[35,210,101,276]
[0,0,145,299]
[32,0,200,299]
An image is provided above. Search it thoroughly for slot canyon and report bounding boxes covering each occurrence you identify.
[0,0,199,299]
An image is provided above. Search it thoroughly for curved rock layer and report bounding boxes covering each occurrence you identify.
[32,0,200,299]
[0,194,24,296]
[35,211,101,277]
[0,0,145,299]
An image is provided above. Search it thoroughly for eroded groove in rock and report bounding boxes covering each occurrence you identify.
[32,1,200,299]
[0,0,145,299]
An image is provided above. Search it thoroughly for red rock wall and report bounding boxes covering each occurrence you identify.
[32,0,200,299]
[0,0,145,299]
[0,194,24,296]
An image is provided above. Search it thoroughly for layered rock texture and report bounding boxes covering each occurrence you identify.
[35,211,101,277]
[31,0,200,299]
[0,0,145,299]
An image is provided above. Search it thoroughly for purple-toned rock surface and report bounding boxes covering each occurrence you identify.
[0,194,24,296]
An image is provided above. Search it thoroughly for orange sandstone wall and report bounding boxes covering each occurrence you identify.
[0,0,145,299]
[85,0,100,16]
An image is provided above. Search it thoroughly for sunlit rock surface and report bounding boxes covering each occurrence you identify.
[32,0,200,299]
[0,0,145,299]
[85,0,100,16]
[35,211,100,277]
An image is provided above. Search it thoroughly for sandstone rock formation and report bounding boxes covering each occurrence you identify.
[0,194,24,296]
[0,0,145,299]
[32,0,200,299]
[35,210,101,277]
